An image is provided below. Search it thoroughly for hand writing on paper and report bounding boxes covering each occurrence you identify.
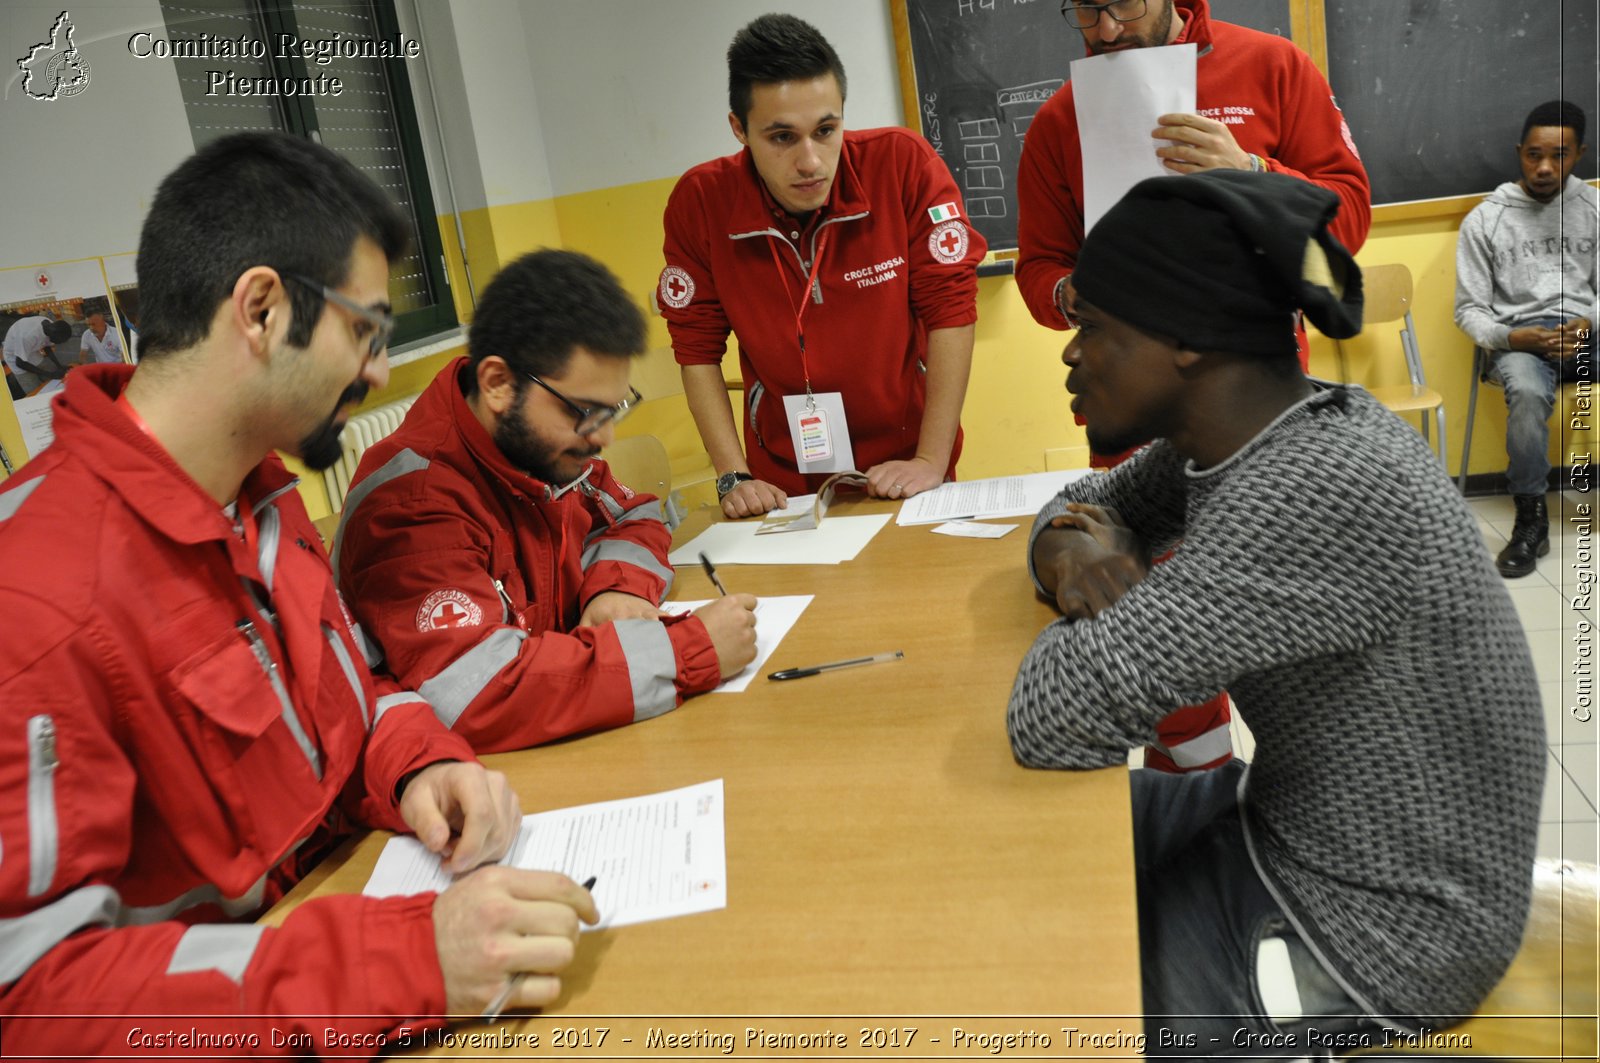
[434,867,598,1015]
[1153,113,1252,174]
[693,593,759,677]
[721,478,788,519]
[578,591,663,627]
[400,761,522,873]
[1036,504,1149,621]
[865,457,943,500]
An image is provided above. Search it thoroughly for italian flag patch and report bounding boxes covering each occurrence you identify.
[927,202,961,223]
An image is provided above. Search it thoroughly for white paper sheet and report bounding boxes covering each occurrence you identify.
[365,780,727,930]
[662,595,812,692]
[669,513,891,565]
[1072,44,1197,234]
[896,470,1092,526]
[931,520,1018,539]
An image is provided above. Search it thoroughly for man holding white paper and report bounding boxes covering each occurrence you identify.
[1016,0,1370,337]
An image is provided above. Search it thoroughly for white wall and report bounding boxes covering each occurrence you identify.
[2,0,194,270]
[521,0,903,197]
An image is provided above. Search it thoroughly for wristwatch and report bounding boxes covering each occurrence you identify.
[716,471,754,500]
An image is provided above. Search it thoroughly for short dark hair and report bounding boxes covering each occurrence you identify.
[41,319,72,345]
[135,132,409,360]
[1521,99,1587,146]
[467,249,646,391]
[727,13,847,131]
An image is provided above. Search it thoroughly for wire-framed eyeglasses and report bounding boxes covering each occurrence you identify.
[523,372,642,436]
[285,273,395,359]
[1061,0,1149,30]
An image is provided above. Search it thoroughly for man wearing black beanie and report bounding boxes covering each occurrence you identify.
[1008,170,1543,1052]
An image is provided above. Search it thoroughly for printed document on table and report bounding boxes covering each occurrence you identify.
[365,780,727,930]
[663,595,811,692]
[1073,44,1196,234]
[669,513,891,565]
[897,470,1092,526]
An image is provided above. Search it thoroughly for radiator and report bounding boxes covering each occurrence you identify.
[325,394,418,512]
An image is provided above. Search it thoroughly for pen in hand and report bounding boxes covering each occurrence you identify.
[769,650,905,681]
[698,552,729,596]
[480,875,598,1022]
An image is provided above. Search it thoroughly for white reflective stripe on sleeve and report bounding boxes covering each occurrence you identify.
[167,923,268,984]
[374,691,428,727]
[580,539,674,585]
[352,621,384,668]
[612,619,679,722]
[1150,723,1235,768]
[323,624,369,730]
[416,628,528,728]
[329,447,431,574]
[582,500,665,546]
[0,476,46,522]
[0,884,119,984]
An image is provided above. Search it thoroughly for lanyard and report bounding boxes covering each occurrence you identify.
[767,230,829,404]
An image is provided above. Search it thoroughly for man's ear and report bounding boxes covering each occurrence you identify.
[728,111,748,146]
[475,356,519,416]
[232,266,287,359]
[1173,347,1204,371]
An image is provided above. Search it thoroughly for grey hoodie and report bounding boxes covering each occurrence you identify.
[1454,175,1599,351]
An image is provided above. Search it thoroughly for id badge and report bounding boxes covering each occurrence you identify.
[782,390,856,473]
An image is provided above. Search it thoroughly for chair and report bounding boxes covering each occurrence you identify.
[1349,859,1598,1059]
[1336,263,1447,463]
[601,433,683,527]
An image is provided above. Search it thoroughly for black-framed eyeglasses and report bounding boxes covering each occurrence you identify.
[1061,0,1148,30]
[523,372,642,436]
[285,273,395,359]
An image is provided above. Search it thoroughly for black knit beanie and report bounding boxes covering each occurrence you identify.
[1073,169,1363,357]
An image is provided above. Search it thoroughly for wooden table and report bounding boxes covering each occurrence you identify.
[268,499,1141,1056]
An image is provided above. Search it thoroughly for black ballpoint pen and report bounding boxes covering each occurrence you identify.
[769,650,904,681]
[698,552,729,596]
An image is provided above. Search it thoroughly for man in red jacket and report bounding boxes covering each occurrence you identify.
[336,250,759,753]
[1017,0,1369,340]
[660,13,987,519]
[0,134,597,1056]
[1015,0,1371,772]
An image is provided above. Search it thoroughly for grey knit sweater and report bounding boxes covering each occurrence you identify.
[1007,385,1544,1027]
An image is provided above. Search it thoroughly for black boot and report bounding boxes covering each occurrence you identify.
[1496,494,1549,578]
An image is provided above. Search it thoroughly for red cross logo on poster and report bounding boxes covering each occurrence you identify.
[35,270,52,291]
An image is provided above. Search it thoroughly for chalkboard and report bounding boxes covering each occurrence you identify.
[1325,1,1599,205]
[892,0,1302,260]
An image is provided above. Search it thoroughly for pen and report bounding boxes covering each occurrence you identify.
[768,650,905,681]
[698,552,729,596]
[481,875,598,1021]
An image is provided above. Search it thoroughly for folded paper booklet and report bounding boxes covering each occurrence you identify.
[755,471,869,534]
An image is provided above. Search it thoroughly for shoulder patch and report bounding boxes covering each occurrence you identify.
[416,588,484,632]
[928,220,971,265]
[658,266,695,310]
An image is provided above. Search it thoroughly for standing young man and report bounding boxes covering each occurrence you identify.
[336,250,758,753]
[1455,99,1597,577]
[1017,0,1370,337]
[0,134,597,1055]
[1009,170,1542,1051]
[660,13,986,518]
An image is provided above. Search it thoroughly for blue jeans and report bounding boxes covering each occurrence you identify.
[1488,321,1561,497]
[1133,761,1383,1059]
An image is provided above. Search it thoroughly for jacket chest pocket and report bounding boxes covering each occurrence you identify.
[489,538,536,631]
[164,630,329,857]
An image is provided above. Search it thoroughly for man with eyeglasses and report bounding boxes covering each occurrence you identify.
[0,133,600,1054]
[335,249,759,755]
[1018,0,1370,343]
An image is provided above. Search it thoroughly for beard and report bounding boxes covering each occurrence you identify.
[1084,421,1154,458]
[1086,0,1175,53]
[297,381,369,471]
[494,399,598,486]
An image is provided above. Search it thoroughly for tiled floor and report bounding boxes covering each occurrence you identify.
[1226,489,1599,864]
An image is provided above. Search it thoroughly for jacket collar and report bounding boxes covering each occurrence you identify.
[723,131,873,239]
[51,364,297,547]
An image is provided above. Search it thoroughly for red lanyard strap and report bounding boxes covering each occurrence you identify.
[767,231,829,392]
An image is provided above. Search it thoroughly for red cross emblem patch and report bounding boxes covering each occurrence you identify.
[416,588,484,632]
[658,266,695,310]
[928,221,969,265]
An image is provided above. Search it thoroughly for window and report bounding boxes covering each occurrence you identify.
[158,0,454,344]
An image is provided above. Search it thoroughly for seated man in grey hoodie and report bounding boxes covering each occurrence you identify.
[1455,99,1598,577]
